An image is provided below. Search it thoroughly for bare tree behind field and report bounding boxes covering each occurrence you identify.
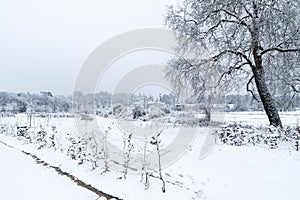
[165,0,300,127]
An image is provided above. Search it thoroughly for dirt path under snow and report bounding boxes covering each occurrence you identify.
[0,140,122,200]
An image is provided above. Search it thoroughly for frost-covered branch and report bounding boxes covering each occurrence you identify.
[261,47,300,55]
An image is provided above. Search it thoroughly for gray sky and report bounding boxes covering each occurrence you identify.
[0,0,177,95]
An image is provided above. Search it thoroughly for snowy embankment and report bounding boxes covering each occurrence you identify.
[0,112,299,199]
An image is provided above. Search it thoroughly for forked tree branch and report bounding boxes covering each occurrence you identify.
[247,76,260,102]
[212,50,255,69]
[216,62,249,86]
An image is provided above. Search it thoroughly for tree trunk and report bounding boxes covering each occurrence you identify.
[252,68,282,127]
[250,2,282,127]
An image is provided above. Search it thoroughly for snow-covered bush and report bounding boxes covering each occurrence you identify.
[264,125,281,149]
[47,132,57,149]
[216,124,300,150]
[112,104,132,120]
[282,126,293,142]
[16,126,28,137]
[0,125,5,134]
[66,137,79,160]
[66,136,90,165]
[96,109,110,118]
[247,131,263,145]
[35,130,47,149]
[112,104,125,115]
[217,124,267,147]
[292,126,300,151]
[172,112,200,127]
[217,124,248,146]
[133,106,146,120]
[147,105,167,120]
[80,131,111,171]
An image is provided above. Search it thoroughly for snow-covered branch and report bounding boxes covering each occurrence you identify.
[261,47,300,55]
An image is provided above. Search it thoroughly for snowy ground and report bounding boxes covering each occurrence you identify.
[0,112,299,199]
[0,142,97,200]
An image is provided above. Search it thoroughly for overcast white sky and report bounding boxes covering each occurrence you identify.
[0,0,178,95]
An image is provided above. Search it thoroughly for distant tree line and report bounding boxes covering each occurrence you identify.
[0,91,299,114]
[226,94,300,112]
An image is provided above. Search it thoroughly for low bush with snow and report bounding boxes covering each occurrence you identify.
[216,123,300,150]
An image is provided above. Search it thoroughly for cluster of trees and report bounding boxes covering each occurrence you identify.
[73,91,176,114]
[0,91,71,113]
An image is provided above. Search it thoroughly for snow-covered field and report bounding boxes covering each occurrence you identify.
[223,111,299,126]
[0,112,299,200]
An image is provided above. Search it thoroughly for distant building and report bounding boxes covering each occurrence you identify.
[173,104,185,111]
[227,103,236,110]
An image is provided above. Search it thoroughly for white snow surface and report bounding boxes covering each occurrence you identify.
[0,142,97,200]
[0,112,299,200]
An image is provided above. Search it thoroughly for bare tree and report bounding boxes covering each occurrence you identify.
[166,0,300,127]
